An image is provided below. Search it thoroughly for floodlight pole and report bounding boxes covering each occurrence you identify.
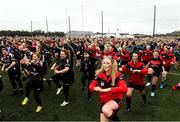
[101,11,104,37]
[68,16,71,36]
[82,4,84,31]
[30,20,32,32]
[66,8,68,32]
[46,19,49,33]
[153,5,156,38]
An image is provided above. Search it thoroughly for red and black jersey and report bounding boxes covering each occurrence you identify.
[1,54,21,74]
[119,50,130,62]
[158,47,164,52]
[122,61,148,85]
[1,54,15,69]
[103,51,116,57]
[89,71,127,103]
[102,51,118,61]
[160,51,175,67]
[108,51,116,57]
[142,49,153,63]
[95,50,103,59]
[29,61,44,78]
[149,57,163,73]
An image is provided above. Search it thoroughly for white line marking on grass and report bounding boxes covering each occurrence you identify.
[168,72,180,76]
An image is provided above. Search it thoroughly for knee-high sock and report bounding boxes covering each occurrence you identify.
[126,96,131,109]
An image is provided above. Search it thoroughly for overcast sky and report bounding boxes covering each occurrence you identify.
[0,0,180,34]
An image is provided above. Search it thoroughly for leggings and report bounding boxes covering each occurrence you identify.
[81,72,92,99]
[25,76,43,106]
[52,74,72,102]
[63,83,70,102]
[8,71,22,90]
[52,74,62,88]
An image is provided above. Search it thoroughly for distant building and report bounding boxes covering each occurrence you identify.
[119,33,134,38]
[105,33,116,38]
[66,31,95,37]
[104,33,134,38]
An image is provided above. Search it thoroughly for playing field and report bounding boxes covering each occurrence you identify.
[0,61,180,121]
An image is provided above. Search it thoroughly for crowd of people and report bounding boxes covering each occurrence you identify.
[0,35,180,121]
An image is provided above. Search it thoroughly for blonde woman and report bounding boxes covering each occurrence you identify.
[89,56,127,122]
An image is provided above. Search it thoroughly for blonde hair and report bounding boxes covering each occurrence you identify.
[96,56,118,86]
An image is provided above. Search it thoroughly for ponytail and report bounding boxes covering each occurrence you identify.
[111,59,117,86]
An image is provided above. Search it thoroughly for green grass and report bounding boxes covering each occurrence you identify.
[0,61,180,121]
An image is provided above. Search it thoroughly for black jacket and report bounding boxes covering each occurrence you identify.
[80,57,97,79]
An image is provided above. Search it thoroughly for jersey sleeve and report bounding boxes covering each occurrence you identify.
[89,75,99,92]
[110,75,127,93]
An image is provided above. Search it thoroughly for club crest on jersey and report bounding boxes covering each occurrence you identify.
[100,81,105,87]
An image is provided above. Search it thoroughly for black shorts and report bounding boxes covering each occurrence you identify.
[114,99,123,105]
[127,82,145,91]
[52,73,74,86]
[27,76,44,91]
[100,99,123,113]
[152,70,161,77]
[151,67,163,77]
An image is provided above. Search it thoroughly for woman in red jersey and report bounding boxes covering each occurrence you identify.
[141,45,153,87]
[119,53,148,112]
[146,51,165,96]
[89,56,127,122]
[160,46,175,88]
